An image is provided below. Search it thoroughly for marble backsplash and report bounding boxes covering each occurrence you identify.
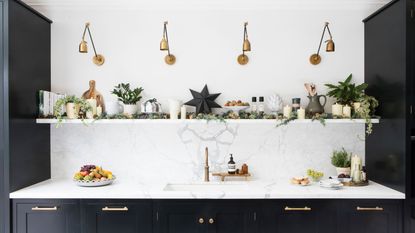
[51,122,365,184]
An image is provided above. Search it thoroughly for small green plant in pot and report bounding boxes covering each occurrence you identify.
[355,94,379,135]
[111,83,144,115]
[325,74,368,106]
[54,95,92,121]
[331,148,351,176]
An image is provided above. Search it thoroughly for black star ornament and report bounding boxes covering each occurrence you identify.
[185,84,221,114]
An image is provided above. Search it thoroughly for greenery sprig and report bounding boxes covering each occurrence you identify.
[53,95,92,124]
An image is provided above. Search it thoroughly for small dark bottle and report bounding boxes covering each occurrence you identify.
[228,154,236,174]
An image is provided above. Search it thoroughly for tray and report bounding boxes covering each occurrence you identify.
[212,172,251,181]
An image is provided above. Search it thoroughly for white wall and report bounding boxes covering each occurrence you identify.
[26,0,386,183]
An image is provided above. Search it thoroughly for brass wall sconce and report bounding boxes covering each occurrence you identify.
[160,21,176,65]
[309,22,335,65]
[79,22,105,66]
[237,22,251,65]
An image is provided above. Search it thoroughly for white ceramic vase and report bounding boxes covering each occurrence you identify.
[123,104,139,115]
[66,103,78,119]
[168,99,182,120]
[105,101,123,115]
[335,167,351,176]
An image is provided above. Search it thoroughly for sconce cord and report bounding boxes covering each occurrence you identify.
[164,24,171,56]
[243,25,248,55]
[316,25,328,56]
[86,26,99,58]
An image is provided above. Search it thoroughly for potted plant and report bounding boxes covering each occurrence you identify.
[331,148,351,175]
[355,94,379,135]
[111,83,144,115]
[54,95,92,121]
[325,74,368,107]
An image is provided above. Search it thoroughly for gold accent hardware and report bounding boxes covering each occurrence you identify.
[238,22,251,65]
[79,22,105,66]
[309,22,335,65]
[356,206,384,211]
[284,206,312,211]
[102,207,129,211]
[199,218,205,224]
[204,147,210,182]
[160,21,176,65]
[31,206,58,211]
[209,218,215,224]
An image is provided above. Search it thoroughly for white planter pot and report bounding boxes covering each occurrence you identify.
[123,104,139,115]
[66,103,78,119]
[105,101,122,115]
[335,167,351,176]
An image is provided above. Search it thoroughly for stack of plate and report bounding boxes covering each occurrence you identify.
[319,179,344,190]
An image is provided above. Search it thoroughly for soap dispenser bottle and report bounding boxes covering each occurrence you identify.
[228,154,236,174]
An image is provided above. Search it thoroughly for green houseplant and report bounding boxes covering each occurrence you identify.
[111,83,144,115]
[325,74,368,106]
[355,94,379,135]
[54,95,92,121]
[331,148,351,175]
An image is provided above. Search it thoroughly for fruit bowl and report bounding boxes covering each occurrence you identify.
[73,165,115,187]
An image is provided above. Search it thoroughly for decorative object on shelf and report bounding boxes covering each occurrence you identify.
[251,97,257,112]
[96,105,103,117]
[304,83,317,96]
[105,101,122,115]
[111,83,144,115]
[354,94,379,135]
[237,22,251,65]
[307,169,324,182]
[283,105,292,118]
[85,98,97,118]
[309,22,335,65]
[331,148,351,176]
[297,107,305,119]
[224,100,250,115]
[38,90,66,117]
[343,105,351,118]
[184,84,221,114]
[267,94,282,115]
[258,97,265,113]
[168,99,181,119]
[292,98,301,112]
[73,165,115,187]
[141,98,162,114]
[332,103,343,117]
[160,21,176,65]
[325,74,368,106]
[350,155,363,183]
[181,105,187,119]
[82,80,105,112]
[53,95,92,122]
[305,95,326,115]
[79,22,105,66]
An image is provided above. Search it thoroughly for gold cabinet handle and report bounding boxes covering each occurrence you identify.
[102,206,129,212]
[209,218,215,224]
[356,206,384,211]
[284,206,312,211]
[31,206,58,211]
[198,218,205,224]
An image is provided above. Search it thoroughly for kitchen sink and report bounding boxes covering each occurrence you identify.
[163,182,250,192]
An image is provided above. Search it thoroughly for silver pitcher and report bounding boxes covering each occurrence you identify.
[141,98,162,114]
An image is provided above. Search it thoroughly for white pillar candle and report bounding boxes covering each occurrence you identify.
[168,99,181,120]
[332,103,343,117]
[353,102,361,111]
[283,105,292,118]
[86,98,97,115]
[96,106,103,117]
[343,105,351,118]
[297,107,305,119]
[181,106,187,119]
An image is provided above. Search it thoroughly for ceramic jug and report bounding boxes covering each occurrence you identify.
[305,95,327,114]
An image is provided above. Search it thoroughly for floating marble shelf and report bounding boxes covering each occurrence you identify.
[36,118,380,124]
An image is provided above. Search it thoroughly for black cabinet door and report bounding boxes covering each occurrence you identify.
[207,201,257,233]
[260,200,336,233]
[338,200,402,233]
[155,201,206,233]
[13,199,80,233]
[82,200,152,233]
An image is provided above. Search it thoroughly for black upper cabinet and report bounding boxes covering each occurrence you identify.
[13,199,80,233]
[0,2,51,233]
[81,200,153,233]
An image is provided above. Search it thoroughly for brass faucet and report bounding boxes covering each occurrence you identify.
[204,147,209,182]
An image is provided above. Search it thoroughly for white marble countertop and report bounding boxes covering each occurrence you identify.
[9,179,405,199]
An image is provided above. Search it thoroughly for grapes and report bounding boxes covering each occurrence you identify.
[80,165,96,172]
[307,169,324,181]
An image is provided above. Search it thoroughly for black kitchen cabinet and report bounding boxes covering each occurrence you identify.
[337,200,402,233]
[13,199,80,233]
[81,200,152,233]
[155,200,257,233]
[260,200,336,233]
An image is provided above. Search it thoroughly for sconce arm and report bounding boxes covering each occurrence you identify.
[86,26,99,57]
[163,23,171,56]
[316,24,328,56]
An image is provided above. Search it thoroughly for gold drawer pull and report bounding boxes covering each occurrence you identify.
[198,218,205,224]
[284,206,312,211]
[356,206,384,211]
[102,207,129,211]
[31,206,58,211]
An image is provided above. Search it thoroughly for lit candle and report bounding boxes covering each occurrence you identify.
[332,103,343,117]
[297,107,305,119]
[343,105,351,118]
[181,106,187,119]
[283,105,292,118]
[96,105,103,117]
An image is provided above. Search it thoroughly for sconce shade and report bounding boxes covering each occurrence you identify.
[326,39,335,52]
[243,39,251,52]
[160,38,169,51]
[79,40,88,53]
